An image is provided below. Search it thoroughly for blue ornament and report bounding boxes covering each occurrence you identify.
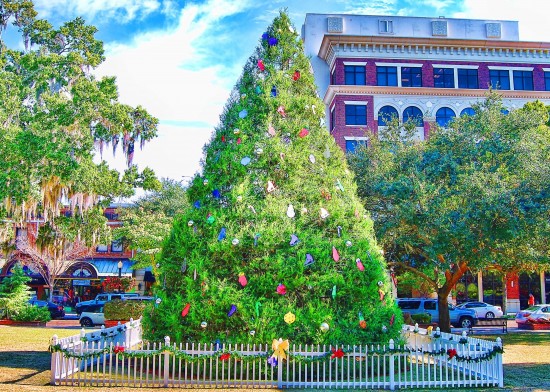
[214,339,221,351]
[228,304,237,317]
[239,109,248,118]
[304,253,314,267]
[254,233,260,247]
[212,189,221,198]
[289,234,299,246]
[194,201,201,209]
[267,356,278,367]
[268,37,278,46]
[255,86,262,94]
[241,157,251,166]
[271,86,277,97]
[218,227,226,241]
[261,32,269,40]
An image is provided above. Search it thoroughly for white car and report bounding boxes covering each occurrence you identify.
[515,304,550,324]
[456,301,503,319]
[79,304,105,327]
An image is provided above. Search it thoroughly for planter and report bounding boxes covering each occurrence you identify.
[518,323,550,330]
[0,319,46,327]
[104,320,129,328]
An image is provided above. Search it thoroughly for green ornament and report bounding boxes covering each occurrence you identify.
[332,285,337,300]
[206,215,215,224]
[255,301,262,318]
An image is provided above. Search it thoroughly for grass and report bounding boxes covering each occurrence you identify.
[0,326,549,391]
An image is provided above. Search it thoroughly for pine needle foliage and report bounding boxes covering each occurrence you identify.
[145,11,401,345]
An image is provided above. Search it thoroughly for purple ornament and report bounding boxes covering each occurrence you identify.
[290,234,299,246]
[194,201,201,209]
[218,227,226,241]
[268,37,278,46]
[262,32,269,40]
[267,356,278,367]
[212,189,221,198]
[271,86,277,97]
[304,253,314,267]
[227,304,237,317]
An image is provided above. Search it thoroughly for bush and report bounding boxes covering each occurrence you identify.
[411,313,432,324]
[104,300,148,320]
[12,305,51,322]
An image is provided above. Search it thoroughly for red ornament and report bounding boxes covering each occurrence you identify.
[390,314,395,326]
[276,283,287,295]
[237,138,242,144]
[332,246,340,262]
[298,128,309,138]
[447,348,457,360]
[258,59,265,71]
[293,70,301,81]
[113,346,125,354]
[181,303,191,317]
[220,353,231,361]
[331,348,345,359]
[359,320,367,329]
[221,135,226,143]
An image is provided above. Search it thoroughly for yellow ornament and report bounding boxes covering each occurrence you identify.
[284,311,296,324]
[271,338,289,361]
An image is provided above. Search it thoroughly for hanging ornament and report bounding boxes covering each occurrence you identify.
[304,253,315,266]
[356,258,365,271]
[239,110,248,119]
[276,283,287,295]
[320,322,330,332]
[255,85,262,94]
[390,314,395,326]
[268,37,278,46]
[254,233,260,247]
[255,301,261,318]
[155,298,161,305]
[237,196,243,202]
[233,128,241,135]
[255,147,263,155]
[289,234,299,246]
[286,204,295,218]
[292,70,301,81]
[331,348,344,359]
[267,357,278,367]
[382,325,388,333]
[241,156,251,166]
[301,207,308,214]
[212,189,221,198]
[187,220,194,227]
[284,312,296,324]
[268,124,276,137]
[321,189,331,200]
[298,128,309,138]
[203,179,209,185]
[201,321,208,329]
[181,260,187,273]
[238,273,248,287]
[309,154,315,163]
[323,145,331,159]
[221,135,226,143]
[218,227,225,241]
[267,181,276,193]
[241,93,246,100]
[377,280,384,287]
[359,312,366,329]
[228,305,237,317]
[277,106,286,117]
[320,208,329,220]
[194,201,201,209]
[232,238,240,246]
[257,59,265,71]
[206,215,215,224]
[345,240,352,247]
[181,303,191,317]
[261,32,269,40]
[193,268,197,280]
[311,105,316,115]
[379,288,385,301]
[282,134,291,144]
[271,86,277,97]
[336,179,344,192]
[249,330,256,336]
[248,205,257,214]
[332,246,340,262]
[337,226,342,237]
[332,285,337,299]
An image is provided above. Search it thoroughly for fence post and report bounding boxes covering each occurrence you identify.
[496,337,503,387]
[277,344,283,389]
[50,335,58,385]
[389,339,395,391]
[163,336,170,387]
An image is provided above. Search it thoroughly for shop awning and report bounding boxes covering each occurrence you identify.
[89,259,134,277]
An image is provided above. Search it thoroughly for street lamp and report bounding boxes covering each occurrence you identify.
[118,260,123,278]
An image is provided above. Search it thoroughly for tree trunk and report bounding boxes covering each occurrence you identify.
[501,274,508,315]
[437,289,451,333]
[48,282,54,302]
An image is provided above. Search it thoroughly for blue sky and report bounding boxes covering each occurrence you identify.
[28,0,550,188]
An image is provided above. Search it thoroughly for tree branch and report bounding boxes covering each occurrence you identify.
[387,261,439,290]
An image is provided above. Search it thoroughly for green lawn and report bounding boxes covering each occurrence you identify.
[0,326,549,391]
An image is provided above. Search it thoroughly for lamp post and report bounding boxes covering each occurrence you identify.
[117,260,123,293]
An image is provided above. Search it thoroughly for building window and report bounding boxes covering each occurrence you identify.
[345,139,367,153]
[15,228,28,241]
[379,20,393,34]
[513,70,533,91]
[545,72,550,91]
[457,69,478,89]
[331,68,336,85]
[489,69,510,90]
[377,66,398,86]
[460,107,475,117]
[330,108,335,132]
[344,65,366,85]
[104,211,119,220]
[96,244,108,252]
[377,106,399,126]
[433,68,454,88]
[111,239,123,253]
[403,106,423,127]
[401,67,422,87]
[436,107,456,127]
[345,104,367,125]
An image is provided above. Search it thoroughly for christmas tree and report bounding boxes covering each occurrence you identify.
[145,11,401,344]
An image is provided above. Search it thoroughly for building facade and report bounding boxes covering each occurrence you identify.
[302,13,550,312]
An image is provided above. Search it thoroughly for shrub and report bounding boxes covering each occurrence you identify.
[12,305,51,322]
[411,313,432,324]
[104,299,148,320]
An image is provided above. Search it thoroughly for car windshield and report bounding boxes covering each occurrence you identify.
[448,304,456,310]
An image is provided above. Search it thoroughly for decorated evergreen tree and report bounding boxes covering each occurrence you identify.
[145,11,401,344]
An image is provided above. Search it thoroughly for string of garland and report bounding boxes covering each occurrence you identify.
[49,343,503,364]
[80,326,127,343]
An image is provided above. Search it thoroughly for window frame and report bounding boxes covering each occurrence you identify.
[377,105,399,126]
[344,103,367,126]
[545,70,550,91]
[403,106,424,127]
[513,70,534,91]
[376,66,398,86]
[458,68,479,89]
[400,66,423,87]
[433,67,455,88]
[435,107,456,127]
[344,64,366,85]
[111,239,124,253]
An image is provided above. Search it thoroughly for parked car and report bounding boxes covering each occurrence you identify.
[28,299,65,319]
[122,296,154,302]
[75,292,139,315]
[396,298,478,328]
[456,301,504,319]
[79,304,105,327]
[515,304,550,324]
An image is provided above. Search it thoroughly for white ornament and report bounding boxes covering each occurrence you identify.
[249,330,256,336]
[203,179,209,185]
[287,204,295,218]
[320,208,329,219]
[346,240,352,247]
[255,148,263,155]
[200,321,208,329]
[155,298,162,305]
[382,325,388,333]
[377,281,383,286]
[320,322,330,332]
[267,181,276,193]
[156,263,160,268]
[233,128,241,135]
[188,220,194,227]
[309,154,316,163]
[301,207,308,214]
[232,238,240,246]
[237,196,243,202]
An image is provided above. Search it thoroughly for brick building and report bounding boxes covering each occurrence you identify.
[302,13,550,312]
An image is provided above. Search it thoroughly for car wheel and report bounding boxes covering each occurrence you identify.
[485,311,495,319]
[460,317,473,329]
[80,317,93,327]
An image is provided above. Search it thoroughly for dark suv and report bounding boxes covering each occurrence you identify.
[397,298,478,328]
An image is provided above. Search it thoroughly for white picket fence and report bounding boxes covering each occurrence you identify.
[50,322,503,389]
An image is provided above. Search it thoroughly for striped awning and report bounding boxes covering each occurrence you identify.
[88,259,134,277]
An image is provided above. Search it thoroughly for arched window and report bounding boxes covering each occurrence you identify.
[403,106,423,127]
[436,107,456,127]
[377,106,399,126]
[460,107,475,117]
